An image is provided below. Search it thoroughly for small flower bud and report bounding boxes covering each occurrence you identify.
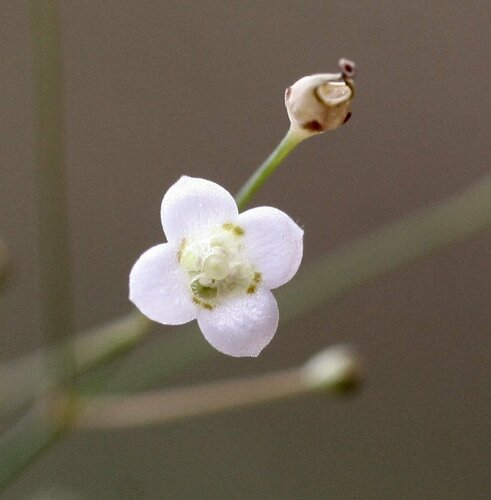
[303,345,362,395]
[285,58,355,137]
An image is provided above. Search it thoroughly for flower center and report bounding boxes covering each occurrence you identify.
[178,223,261,309]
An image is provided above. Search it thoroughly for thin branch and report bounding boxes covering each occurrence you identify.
[31,0,74,387]
[235,129,304,209]
[77,367,305,429]
[280,171,491,321]
[0,312,151,417]
[77,344,361,429]
[0,396,73,489]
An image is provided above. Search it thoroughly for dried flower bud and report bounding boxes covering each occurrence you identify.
[338,58,356,79]
[285,59,355,136]
[303,345,362,394]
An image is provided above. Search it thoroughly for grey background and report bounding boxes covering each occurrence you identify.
[1,1,490,498]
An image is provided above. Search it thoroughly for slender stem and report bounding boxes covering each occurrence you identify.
[77,344,359,429]
[93,322,209,394]
[235,128,304,210]
[0,312,151,416]
[279,171,491,321]
[30,0,74,383]
[0,4,79,491]
[0,397,74,490]
[77,367,306,429]
[0,315,150,492]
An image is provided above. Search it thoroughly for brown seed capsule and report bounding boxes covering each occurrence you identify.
[285,61,355,137]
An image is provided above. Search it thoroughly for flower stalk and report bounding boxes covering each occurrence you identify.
[0,396,74,490]
[280,171,491,322]
[0,312,151,417]
[77,367,306,429]
[235,129,305,209]
[76,345,360,429]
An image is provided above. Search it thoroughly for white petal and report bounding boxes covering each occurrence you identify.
[237,206,303,289]
[161,176,238,242]
[129,243,197,325]
[197,288,279,357]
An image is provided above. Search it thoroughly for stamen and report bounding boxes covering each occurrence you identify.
[179,225,257,305]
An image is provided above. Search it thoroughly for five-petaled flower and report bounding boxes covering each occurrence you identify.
[129,176,303,357]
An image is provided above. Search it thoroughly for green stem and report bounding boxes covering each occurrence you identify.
[0,315,151,491]
[0,3,77,491]
[0,312,151,416]
[90,323,210,394]
[279,171,491,321]
[30,0,74,382]
[78,367,305,429]
[0,398,73,490]
[77,345,359,429]
[235,128,304,210]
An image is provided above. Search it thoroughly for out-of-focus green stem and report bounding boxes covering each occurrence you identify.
[0,397,74,490]
[31,0,74,383]
[235,128,304,209]
[280,171,491,321]
[0,314,151,491]
[0,3,81,491]
[91,322,210,394]
[0,312,151,416]
[77,344,360,430]
[78,367,306,429]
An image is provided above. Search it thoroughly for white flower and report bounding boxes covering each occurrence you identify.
[129,176,303,357]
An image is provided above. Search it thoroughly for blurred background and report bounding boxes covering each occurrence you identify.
[1,1,490,498]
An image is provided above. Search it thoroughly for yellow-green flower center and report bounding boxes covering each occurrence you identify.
[178,223,261,309]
